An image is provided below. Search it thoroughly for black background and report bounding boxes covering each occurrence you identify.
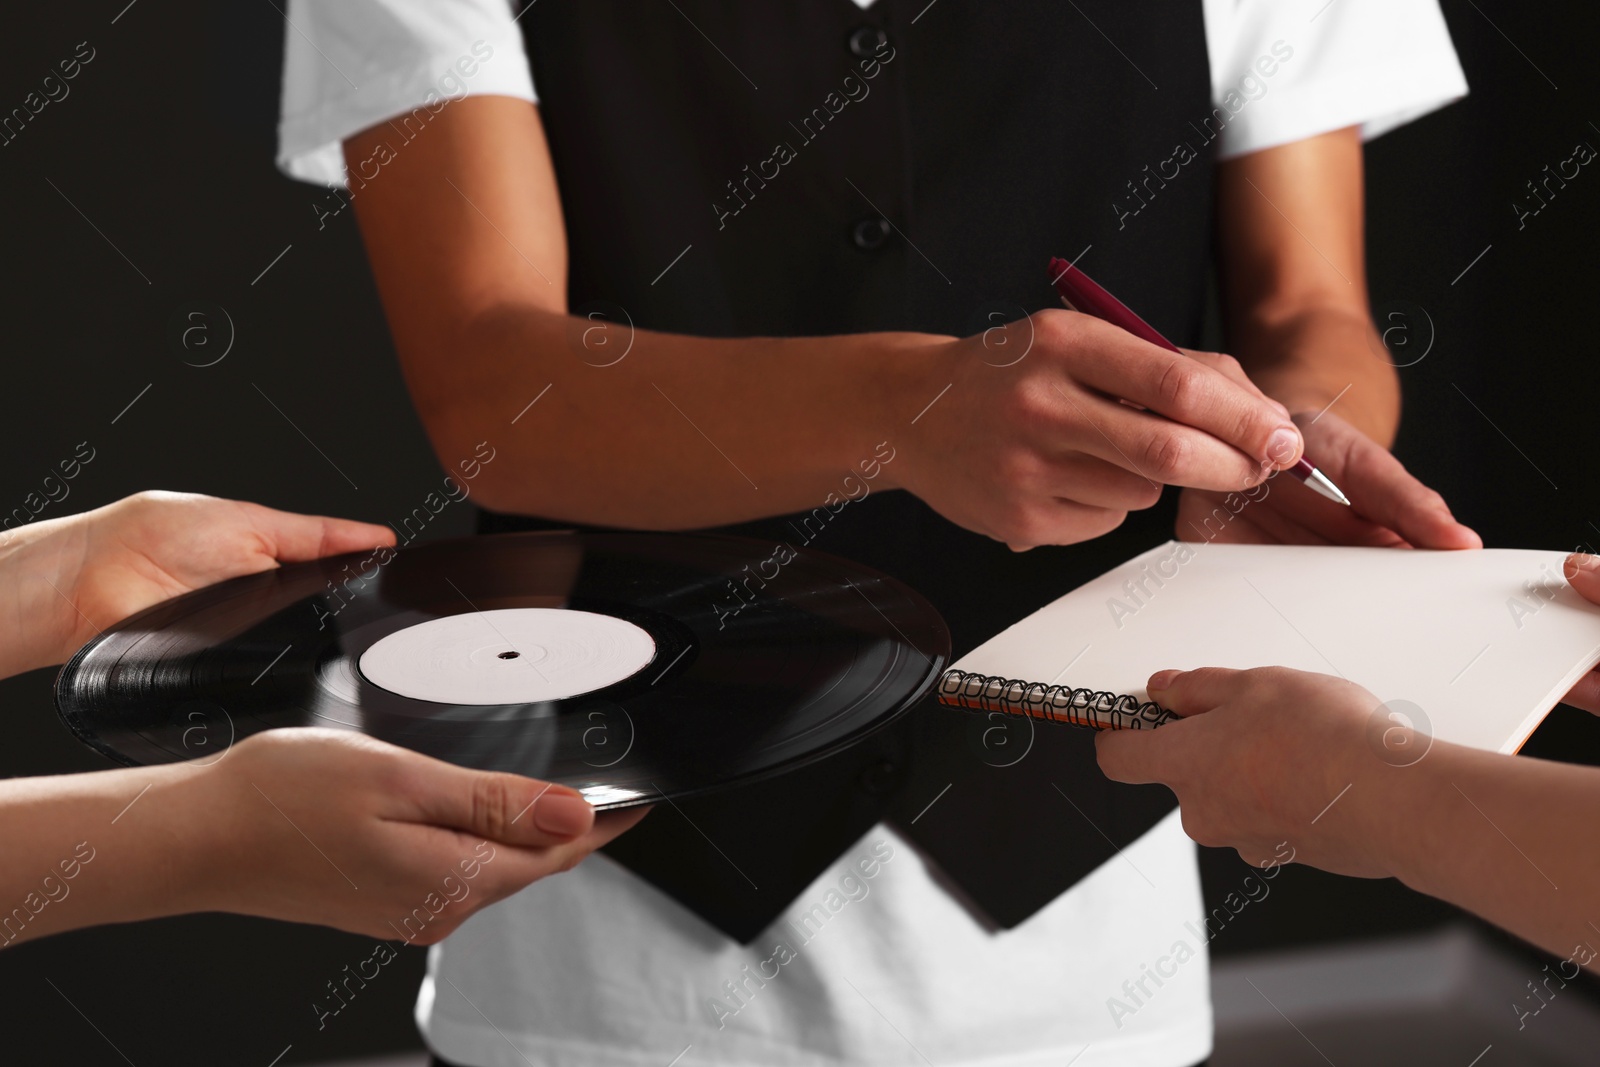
[1,1,1598,1062]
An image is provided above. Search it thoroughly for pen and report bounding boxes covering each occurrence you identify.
[1048,256,1351,507]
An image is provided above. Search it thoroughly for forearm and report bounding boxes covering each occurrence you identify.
[1217,129,1398,446]
[346,97,947,528]
[1381,743,1600,964]
[0,763,204,947]
[1230,304,1399,446]
[397,301,946,527]
[0,515,84,679]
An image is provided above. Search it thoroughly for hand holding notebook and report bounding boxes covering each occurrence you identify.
[1088,551,1600,965]
[945,541,1600,752]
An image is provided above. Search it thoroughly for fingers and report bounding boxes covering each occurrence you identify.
[238,501,396,563]
[1094,666,1247,786]
[1307,419,1480,550]
[1561,670,1600,717]
[1095,725,1183,786]
[1028,453,1166,511]
[1565,553,1600,608]
[1060,316,1303,475]
[568,807,651,853]
[1058,386,1284,494]
[1098,666,1268,786]
[1177,486,1336,547]
[397,755,597,848]
[1560,556,1600,715]
[467,807,653,905]
[1002,499,1128,551]
[485,808,650,882]
[1183,350,1290,417]
[1095,667,1233,785]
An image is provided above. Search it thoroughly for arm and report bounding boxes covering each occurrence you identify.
[1394,740,1600,968]
[344,97,1307,547]
[0,731,642,948]
[1217,127,1396,444]
[1183,129,1477,549]
[1097,661,1600,966]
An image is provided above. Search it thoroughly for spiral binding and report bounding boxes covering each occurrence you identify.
[935,668,1176,731]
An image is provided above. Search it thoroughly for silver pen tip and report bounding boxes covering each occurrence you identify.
[1306,467,1352,506]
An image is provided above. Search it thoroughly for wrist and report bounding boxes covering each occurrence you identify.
[135,761,237,920]
[1234,308,1401,446]
[1365,741,1471,890]
[869,331,959,495]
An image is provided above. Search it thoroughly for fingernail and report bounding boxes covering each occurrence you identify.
[1266,427,1302,467]
[1566,553,1600,578]
[1148,669,1181,692]
[533,790,593,837]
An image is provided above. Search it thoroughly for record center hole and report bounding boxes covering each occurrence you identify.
[498,651,520,660]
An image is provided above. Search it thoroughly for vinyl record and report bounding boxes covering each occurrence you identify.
[55,531,950,809]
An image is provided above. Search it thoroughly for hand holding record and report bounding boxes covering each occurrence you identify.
[0,728,644,947]
[0,489,395,680]
[163,729,647,944]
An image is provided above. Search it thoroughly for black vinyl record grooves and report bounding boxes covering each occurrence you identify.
[54,531,950,809]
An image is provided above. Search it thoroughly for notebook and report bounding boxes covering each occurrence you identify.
[938,542,1600,753]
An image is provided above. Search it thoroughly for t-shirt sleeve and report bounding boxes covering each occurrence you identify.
[276,0,536,186]
[1202,0,1468,160]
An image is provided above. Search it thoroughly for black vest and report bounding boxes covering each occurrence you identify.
[494,0,1217,942]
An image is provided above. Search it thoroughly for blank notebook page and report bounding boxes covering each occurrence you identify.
[955,543,1600,753]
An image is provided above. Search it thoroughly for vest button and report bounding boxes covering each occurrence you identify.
[858,759,900,796]
[849,26,889,59]
[851,216,892,251]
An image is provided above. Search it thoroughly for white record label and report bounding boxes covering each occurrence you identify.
[357,608,657,705]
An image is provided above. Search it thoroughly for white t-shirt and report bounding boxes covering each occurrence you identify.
[278,0,1468,185]
[276,4,1467,1065]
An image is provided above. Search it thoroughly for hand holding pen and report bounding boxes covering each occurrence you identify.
[896,295,1320,550]
[1049,257,1350,506]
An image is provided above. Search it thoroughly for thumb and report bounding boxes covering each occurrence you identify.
[396,754,596,847]
[1146,667,1245,716]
